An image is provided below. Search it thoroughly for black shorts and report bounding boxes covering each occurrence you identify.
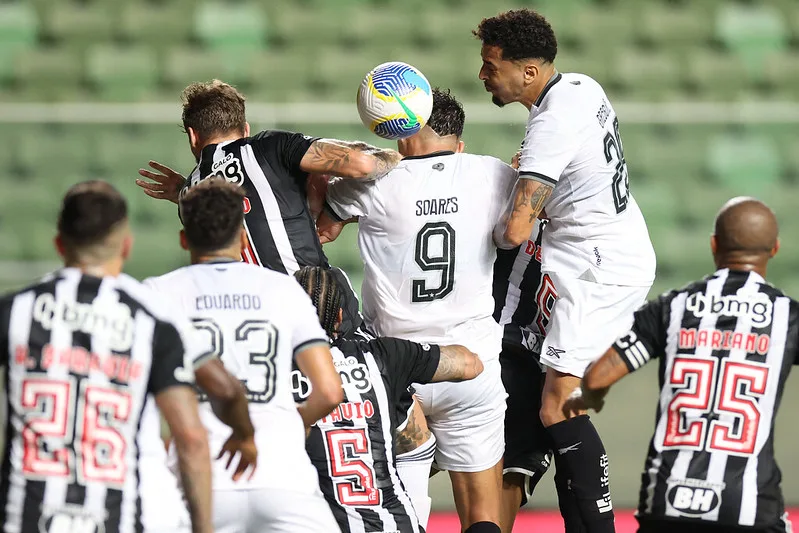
[636,516,789,533]
[500,341,551,503]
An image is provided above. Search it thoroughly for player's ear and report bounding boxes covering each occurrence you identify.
[179,229,189,251]
[244,122,251,137]
[120,231,133,261]
[771,238,780,258]
[710,234,717,256]
[456,140,465,153]
[523,61,539,83]
[54,234,66,259]
[239,227,248,255]
[187,127,199,151]
[335,308,343,332]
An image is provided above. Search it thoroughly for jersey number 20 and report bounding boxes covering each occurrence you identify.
[412,222,456,303]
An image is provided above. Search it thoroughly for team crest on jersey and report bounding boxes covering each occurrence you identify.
[39,506,105,533]
[666,478,725,516]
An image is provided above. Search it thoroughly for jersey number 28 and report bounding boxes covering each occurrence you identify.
[412,222,456,303]
[603,116,629,214]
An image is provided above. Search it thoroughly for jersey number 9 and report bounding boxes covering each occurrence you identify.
[412,222,456,303]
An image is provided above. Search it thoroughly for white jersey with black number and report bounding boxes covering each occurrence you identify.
[519,72,656,286]
[144,260,328,493]
[326,151,517,361]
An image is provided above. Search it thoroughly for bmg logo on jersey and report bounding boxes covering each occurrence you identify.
[666,478,725,516]
[686,291,773,328]
[335,356,372,393]
[39,506,105,533]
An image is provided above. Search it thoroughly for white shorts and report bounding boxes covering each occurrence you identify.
[414,358,507,472]
[540,272,651,377]
[213,488,339,533]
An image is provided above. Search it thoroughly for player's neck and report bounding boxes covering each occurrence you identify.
[62,258,123,278]
[522,66,558,110]
[192,133,244,160]
[190,249,241,265]
[717,258,768,279]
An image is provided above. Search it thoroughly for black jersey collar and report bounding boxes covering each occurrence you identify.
[533,72,562,108]
[402,150,455,161]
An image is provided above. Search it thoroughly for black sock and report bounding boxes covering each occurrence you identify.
[547,415,615,533]
[465,522,501,533]
[554,452,588,533]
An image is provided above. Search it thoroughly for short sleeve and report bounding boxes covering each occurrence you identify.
[369,337,440,400]
[518,107,582,187]
[289,285,329,356]
[148,319,196,395]
[486,157,519,224]
[250,130,319,181]
[325,177,375,221]
[613,297,667,372]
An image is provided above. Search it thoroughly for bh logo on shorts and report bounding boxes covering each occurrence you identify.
[666,478,724,516]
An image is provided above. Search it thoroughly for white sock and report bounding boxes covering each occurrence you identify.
[396,433,436,529]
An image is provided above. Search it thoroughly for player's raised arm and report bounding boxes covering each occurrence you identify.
[300,138,403,180]
[499,175,553,249]
[156,387,213,533]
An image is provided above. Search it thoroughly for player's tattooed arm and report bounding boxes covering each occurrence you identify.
[498,179,553,248]
[300,139,403,180]
[156,387,213,533]
[395,400,432,455]
[431,344,484,382]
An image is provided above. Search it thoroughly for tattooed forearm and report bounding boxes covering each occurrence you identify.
[301,139,402,179]
[583,347,630,392]
[432,345,483,382]
[501,180,553,246]
[528,183,552,221]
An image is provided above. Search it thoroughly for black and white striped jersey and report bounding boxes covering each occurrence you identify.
[492,219,554,355]
[613,268,798,530]
[183,130,364,337]
[291,333,441,533]
[183,130,324,275]
[0,268,203,533]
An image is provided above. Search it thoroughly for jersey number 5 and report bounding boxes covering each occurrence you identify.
[663,357,769,456]
[603,116,629,214]
[412,222,456,303]
[325,428,380,506]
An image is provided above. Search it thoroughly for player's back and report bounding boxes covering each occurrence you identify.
[0,268,196,533]
[619,269,798,529]
[146,261,321,493]
[520,72,655,286]
[331,152,515,357]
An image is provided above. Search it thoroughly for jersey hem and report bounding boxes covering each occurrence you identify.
[293,338,329,355]
[519,171,558,187]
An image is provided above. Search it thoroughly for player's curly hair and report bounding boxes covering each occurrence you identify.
[294,266,343,338]
[181,79,247,140]
[179,178,245,254]
[428,88,465,138]
[473,9,557,63]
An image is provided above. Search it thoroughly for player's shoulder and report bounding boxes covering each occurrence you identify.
[142,265,195,291]
[115,273,185,324]
[536,72,608,116]
[247,129,317,147]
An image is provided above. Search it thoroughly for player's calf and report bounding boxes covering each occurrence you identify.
[542,369,615,532]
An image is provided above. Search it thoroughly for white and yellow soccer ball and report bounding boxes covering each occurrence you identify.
[357,61,434,140]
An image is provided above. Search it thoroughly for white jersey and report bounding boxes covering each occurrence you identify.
[144,260,328,493]
[519,72,656,286]
[326,151,517,361]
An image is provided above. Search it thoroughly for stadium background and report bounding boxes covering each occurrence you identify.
[0,0,797,530]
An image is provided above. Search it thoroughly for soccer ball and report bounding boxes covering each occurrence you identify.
[357,62,433,140]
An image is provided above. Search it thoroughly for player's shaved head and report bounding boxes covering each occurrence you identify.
[712,197,779,275]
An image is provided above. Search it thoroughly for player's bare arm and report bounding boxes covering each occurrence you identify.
[156,386,213,533]
[295,344,344,427]
[565,347,631,416]
[501,179,553,248]
[430,344,484,382]
[300,139,402,180]
[395,400,432,455]
[136,160,187,204]
[317,211,357,244]
[195,359,257,481]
